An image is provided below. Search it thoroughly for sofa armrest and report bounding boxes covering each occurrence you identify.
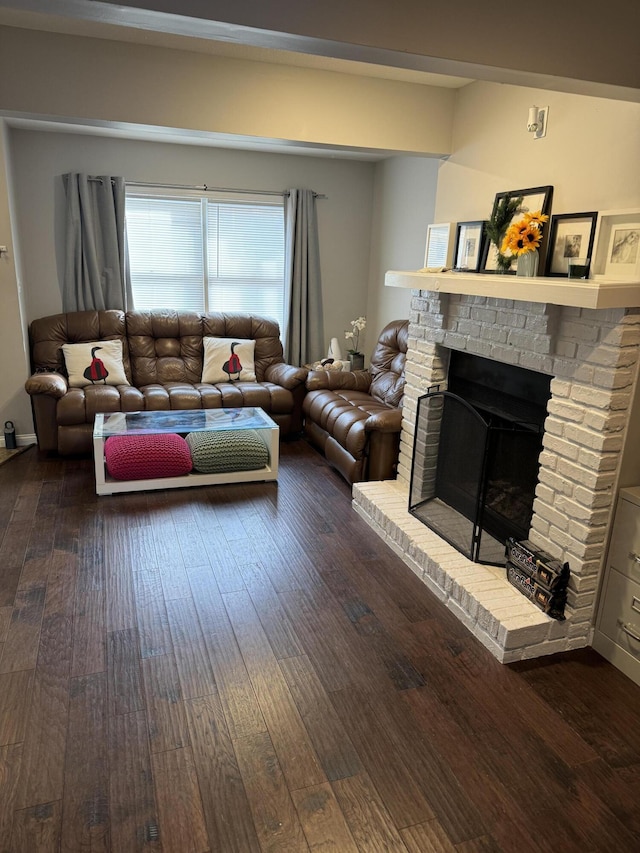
[25,371,68,399]
[365,408,403,433]
[306,369,372,393]
[264,362,308,390]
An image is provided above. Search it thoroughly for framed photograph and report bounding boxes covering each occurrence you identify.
[480,185,553,274]
[544,212,598,277]
[453,221,486,272]
[423,222,456,269]
[604,223,640,279]
[591,208,640,279]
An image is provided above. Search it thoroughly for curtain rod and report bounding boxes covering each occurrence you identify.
[88,176,326,199]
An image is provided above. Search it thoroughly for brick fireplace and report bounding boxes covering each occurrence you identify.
[353,278,640,662]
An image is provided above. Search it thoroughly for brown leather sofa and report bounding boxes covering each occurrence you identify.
[25,309,307,456]
[303,319,408,484]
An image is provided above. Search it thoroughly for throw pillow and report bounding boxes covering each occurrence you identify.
[202,337,256,383]
[62,339,129,387]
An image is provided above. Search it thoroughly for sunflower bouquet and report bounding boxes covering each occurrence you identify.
[501,210,549,257]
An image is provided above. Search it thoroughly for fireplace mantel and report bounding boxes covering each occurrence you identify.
[386,269,640,310]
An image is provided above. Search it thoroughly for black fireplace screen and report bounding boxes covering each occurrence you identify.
[409,390,546,564]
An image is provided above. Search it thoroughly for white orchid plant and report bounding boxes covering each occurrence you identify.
[345,316,366,354]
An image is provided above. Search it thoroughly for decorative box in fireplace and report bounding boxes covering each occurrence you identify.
[505,538,570,620]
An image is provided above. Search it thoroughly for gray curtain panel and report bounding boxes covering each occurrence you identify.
[62,173,132,312]
[284,188,324,365]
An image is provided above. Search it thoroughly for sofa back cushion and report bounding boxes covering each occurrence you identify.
[29,310,130,379]
[126,310,285,386]
[126,310,204,385]
[369,319,409,409]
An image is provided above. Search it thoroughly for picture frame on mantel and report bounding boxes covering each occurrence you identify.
[480,185,554,274]
[591,208,640,280]
[453,220,487,272]
[423,222,456,269]
[545,212,598,277]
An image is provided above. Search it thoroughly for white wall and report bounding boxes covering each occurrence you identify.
[434,82,640,223]
[0,26,455,158]
[367,156,439,343]
[0,121,30,438]
[9,128,375,346]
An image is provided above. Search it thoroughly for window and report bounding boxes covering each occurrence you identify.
[126,191,286,331]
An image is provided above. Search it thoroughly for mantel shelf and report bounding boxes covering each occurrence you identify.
[385,270,640,310]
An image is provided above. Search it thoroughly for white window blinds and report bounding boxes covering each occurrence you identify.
[126,192,286,331]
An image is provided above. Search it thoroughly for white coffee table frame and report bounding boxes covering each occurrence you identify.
[93,408,279,495]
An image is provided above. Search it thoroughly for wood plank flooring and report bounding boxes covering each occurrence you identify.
[1,440,640,852]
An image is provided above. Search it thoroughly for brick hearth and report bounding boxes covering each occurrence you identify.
[353,288,640,661]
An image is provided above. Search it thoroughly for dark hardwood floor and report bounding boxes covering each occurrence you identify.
[1,440,640,852]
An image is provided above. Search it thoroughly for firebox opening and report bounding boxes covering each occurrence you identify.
[409,352,552,565]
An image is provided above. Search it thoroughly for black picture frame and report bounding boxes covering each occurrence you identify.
[480,185,554,274]
[544,212,598,277]
[453,220,487,272]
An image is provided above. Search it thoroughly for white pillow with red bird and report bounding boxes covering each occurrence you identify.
[202,337,256,383]
[61,340,130,387]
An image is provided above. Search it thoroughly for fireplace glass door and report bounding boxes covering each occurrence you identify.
[409,390,544,564]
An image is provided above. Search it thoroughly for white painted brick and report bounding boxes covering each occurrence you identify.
[576,342,637,369]
[361,300,640,668]
[507,329,552,354]
[471,623,506,658]
[583,410,628,432]
[520,638,572,659]
[466,339,494,359]
[519,352,554,373]
[542,434,580,461]
[568,520,607,546]
[568,385,614,409]
[536,469,574,497]
[535,501,569,531]
[555,340,578,358]
[556,459,616,491]
[558,320,600,342]
[550,378,572,398]
[530,514,551,538]
[547,619,571,640]
[497,310,526,328]
[546,399,585,422]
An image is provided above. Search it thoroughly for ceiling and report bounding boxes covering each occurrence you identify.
[0,6,473,88]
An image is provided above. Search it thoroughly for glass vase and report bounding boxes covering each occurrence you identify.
[495,252,513,274]
[516,250,539,277]
[349,352,365,371]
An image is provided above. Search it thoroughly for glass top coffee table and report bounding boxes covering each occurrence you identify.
[93,408,279,495]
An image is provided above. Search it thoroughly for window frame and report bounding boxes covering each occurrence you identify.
[125,187,286,329]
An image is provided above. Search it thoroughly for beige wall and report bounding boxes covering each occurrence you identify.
[434,81,640,223]
[367,157,439,341]
[0,26,455,157]
[0,121,30,437]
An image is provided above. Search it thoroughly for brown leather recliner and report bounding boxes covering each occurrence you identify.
[303,319,408,484]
